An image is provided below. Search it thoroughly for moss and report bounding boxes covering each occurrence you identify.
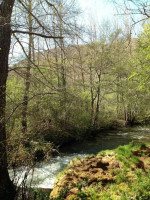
[85,154,95,159]
[51,142,150,200]
[98,149,115,156]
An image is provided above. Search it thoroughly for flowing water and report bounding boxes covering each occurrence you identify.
[9,126,150,189]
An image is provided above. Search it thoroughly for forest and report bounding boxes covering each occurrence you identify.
[0,0,150,200]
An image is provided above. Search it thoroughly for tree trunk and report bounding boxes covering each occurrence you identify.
[53,21,60,87]
[58,3,67,128]
[90,67,95,126]
[22,0,33,134]
[76,37,85,91]
[0,1,16,199]
[93,72,101,128]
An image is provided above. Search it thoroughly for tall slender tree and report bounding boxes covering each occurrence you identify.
[22,0,33,135]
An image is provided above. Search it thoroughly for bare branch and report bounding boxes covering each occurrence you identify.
[12,30,63,39]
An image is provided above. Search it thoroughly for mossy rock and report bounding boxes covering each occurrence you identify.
[50,142,150,200]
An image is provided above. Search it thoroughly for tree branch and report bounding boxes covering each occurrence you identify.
[12,30,63,39]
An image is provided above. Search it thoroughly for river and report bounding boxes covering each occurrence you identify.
[9,126,150,189]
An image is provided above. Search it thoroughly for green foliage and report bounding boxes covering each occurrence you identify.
[132,24,150,92]
[30,189,49,200]
[85,154,95,159]
[98,149,114,156]
[117,143,140,168]
[77,186,100,200]
[17,188,50,200]
[53,186,69,200]
[116,169,128,184]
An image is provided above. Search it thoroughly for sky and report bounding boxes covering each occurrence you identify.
[77,0,142,36]
[78,0,116,24]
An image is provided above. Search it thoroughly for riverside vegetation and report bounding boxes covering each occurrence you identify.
[7,29,150,151]
[50,142,150,200]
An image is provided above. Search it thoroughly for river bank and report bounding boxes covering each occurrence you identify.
[42,122,150,149]
[50,142,150,200]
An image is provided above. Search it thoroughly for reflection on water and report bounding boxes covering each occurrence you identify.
[10,126,150,189]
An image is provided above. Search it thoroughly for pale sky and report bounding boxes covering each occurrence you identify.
[77,0,142,36]
[77,0,116,24]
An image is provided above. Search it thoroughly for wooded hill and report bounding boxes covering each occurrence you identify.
[7,33,150,148]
